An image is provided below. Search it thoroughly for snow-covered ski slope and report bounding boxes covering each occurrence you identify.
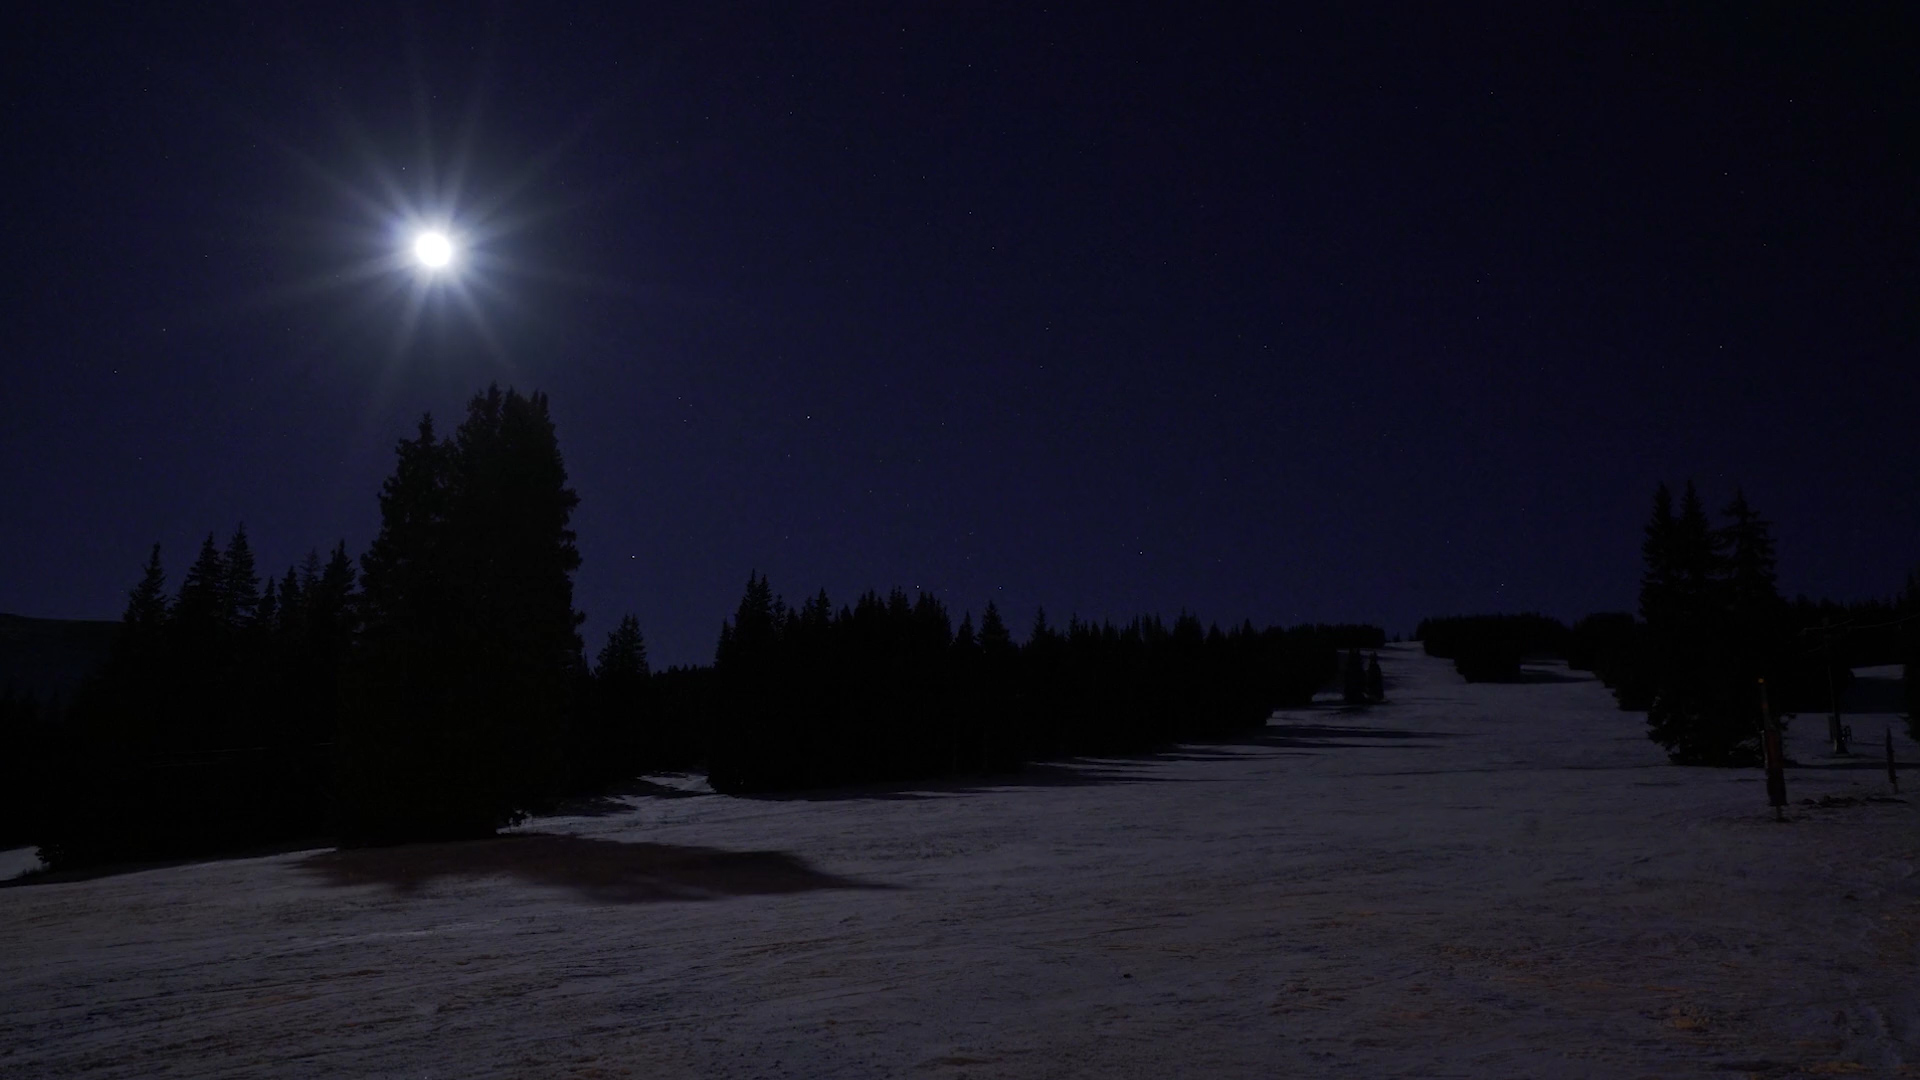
[3,643,1915,1078]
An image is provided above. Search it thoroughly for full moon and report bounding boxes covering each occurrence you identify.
[412,230,454,269]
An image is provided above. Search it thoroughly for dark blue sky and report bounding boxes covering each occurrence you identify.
[3,4,1914,666]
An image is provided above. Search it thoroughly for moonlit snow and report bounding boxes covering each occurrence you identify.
[2,644,1914,1077]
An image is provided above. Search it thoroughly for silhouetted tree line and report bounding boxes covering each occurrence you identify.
[1561,605,1867,721]
[1416,613,1570,682]
[1770,581,1920,742]
[1406,484,1916,769]
[32,531,358,865]
[702,573,1379,794]
[1413,486,1888,765]
[12,383,1376,867]
[566,625,708,790]
[1564,612,1640,691]
[21,386,617,866]
[0,688,59,850]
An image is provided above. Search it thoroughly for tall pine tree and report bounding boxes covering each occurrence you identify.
[1641,480,1776,765]
[173,534,228,639]
[1718,489,1780,621]
[221,524,261,630]
[340,387,584,843]
[124,543,169,637]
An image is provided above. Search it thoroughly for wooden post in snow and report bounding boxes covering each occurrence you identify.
[1759,678,1787,821]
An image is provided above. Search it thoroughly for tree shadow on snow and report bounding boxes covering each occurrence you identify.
[1787,757,1920,772]
[1237,721,1462,750]
[735,726,1455,803]
[1516,667,1596,684]
[296,833,897,904]
[736,758,1217,802]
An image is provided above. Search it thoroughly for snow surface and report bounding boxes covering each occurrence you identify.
[2,644,1916,1078]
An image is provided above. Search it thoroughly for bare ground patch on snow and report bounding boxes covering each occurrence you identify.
[2,644,1916,1078]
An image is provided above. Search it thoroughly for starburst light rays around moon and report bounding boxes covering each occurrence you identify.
[195,8,666,394]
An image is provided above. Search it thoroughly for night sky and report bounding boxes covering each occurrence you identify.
[4,5,1914,666]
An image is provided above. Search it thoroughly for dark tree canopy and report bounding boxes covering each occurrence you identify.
[1636,480,1785,766]
[704,573,1377,794]
[339,385,584,844]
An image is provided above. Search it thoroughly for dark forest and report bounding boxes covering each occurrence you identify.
[3,392,1914,869]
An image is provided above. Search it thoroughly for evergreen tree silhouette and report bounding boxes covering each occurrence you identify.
[710,572,789,792]
[174,534,227,638]
[598,615,650,681]
[1671,480,1722,629]
[340,387,584,843]
[221,524,261,629]
[1639,480,1772,765]
[1030,606,1056,646]
[976,600,1018,768]
[113,542,171,748]
[580,614,650,787]
[1718,489,1780,621]
[275,564,304,635]
[979,601,1012,655]
[125,543,169,635]
[256,576,279,629]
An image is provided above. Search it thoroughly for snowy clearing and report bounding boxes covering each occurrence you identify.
[2,643,1916,1078]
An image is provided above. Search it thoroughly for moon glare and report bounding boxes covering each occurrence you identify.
[412,230,454,269]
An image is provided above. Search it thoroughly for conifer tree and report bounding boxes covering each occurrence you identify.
[257,577,278,629]
[979,601,1013,655]
[1671,481,1722,629]
[124,543,169,635]
[1030,606,1056,646]
[313,543,358,646]
[112,543,172,728]
[174,534,227,636]
[357,417,449,641]
[340,387,584,843]
[580,614,650,785]
[597,615,649,681]
[974,600,1018,769]
[1640,480,1770,765]
[719,572,778,666]
[221,524,261,629]
[1718,489,1780,620]
[299,548,325,595]
[276,565,304,635]
[953,613,977,652]
[710,572,789,793]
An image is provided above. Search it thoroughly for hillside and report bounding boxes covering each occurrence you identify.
[2,644,1915,1077]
